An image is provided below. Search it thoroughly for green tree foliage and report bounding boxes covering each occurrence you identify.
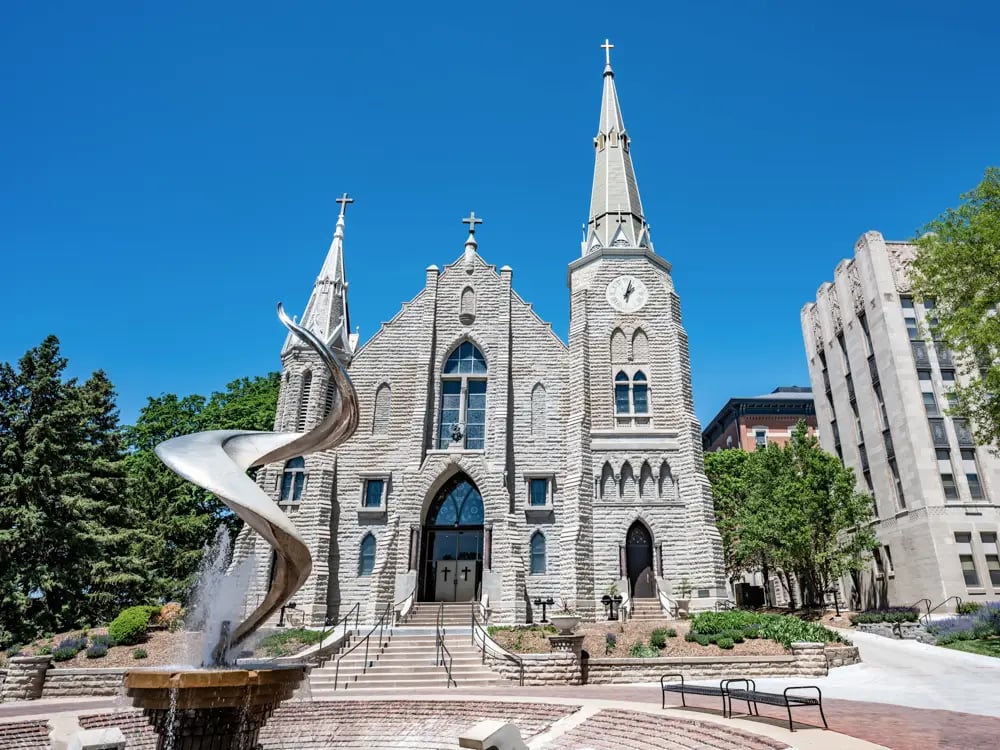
[705,421,879,607]
[911,167,1000,451]
[123,374,280,602]
[0,337,148,645]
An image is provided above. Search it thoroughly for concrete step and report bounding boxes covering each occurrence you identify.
[311,678,504,694]
[311,665,499,683]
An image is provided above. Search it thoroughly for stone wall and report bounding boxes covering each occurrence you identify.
[486,651,580,686]
[0,719,50,749]
[585,642,829,684]
[41,668,125,698]
[856,621,936,644]
[825,644,861,668]
[0,657,50,701]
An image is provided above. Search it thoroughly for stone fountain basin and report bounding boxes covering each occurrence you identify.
[124,664,307,711]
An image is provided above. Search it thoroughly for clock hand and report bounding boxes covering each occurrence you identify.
[624,281,634,300]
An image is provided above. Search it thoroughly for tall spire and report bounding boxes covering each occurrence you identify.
[584,40,650,255]
[282,193,358,360]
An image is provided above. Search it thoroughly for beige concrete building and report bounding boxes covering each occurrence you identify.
[233,47,727,625]
[802,231,1000,612]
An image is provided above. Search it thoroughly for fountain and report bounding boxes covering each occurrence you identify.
[123,303,359,750]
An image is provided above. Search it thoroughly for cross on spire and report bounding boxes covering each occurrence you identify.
[601,38,614,67]
[335,192,354,218]
[462,211,483,234]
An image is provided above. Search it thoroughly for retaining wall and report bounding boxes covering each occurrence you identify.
[41,667,125,698]
[855,621,935,644]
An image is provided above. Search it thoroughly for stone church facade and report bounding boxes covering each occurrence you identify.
[234,48,727,625]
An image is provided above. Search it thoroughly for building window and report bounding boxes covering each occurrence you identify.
[883,545,895,576]
[530,531,546,574]
[956,532,980,587]
[754,429,767,448]
[937,449,957,501]
[858,314,874,356]
[837,333,850,372]
[961,450,983,499]
[358,533,376,576]
[967,474,984,500]
[888,458,905,508]
[364,479,385,508]
[874,384,889,429]
[901,296,920,340]
[438,342,487,449]
[941,473,959,500]
[941,369,956,384]
[981,532,1000,587]
[923,391,940,416]
[279,457,306,503]
[614,370,650,417]
[297,370,312,431]
[529,478,549,507]
[373,383,391,435]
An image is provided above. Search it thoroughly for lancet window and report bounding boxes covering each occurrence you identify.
[437,342,488,450]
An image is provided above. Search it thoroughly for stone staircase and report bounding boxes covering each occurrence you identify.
[629,597,667,621]
[309,602,505,695]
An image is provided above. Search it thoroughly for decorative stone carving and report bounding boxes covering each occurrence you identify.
[886,244,917,292]
[847,262,864,312]
[830,290,843,333]
[809,306,822,351]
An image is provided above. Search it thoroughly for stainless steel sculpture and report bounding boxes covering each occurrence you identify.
[155,303,359,654]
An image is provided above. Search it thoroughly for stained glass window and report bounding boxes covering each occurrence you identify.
[530,532,546,574]
[358,533,376,576]
[279,457,305,503]
[438,342,488,449]
[428,478,484,527]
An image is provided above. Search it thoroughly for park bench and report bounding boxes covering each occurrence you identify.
[659,673,732,715]
[724,679,828,732]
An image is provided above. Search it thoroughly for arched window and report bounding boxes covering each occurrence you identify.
[610,329,627,362]
[279,457,306,503]
[323,379,338,418]
[614,370,649,416]
[531,383,546,438]
[632,329,649,362]
[358,533,376,576]
[599,462,615,500]
[297,370,312,431]
[427,477,484,527]
[530,532,546,574]
[373,383,391,435]
[658,461,675,501]
[438,342,488,449]
[620,461,637,502]
[460,286,476,324]
[639,461,654,498]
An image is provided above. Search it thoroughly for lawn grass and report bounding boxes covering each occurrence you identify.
[256,628,324,657]
[942,637,1000,659]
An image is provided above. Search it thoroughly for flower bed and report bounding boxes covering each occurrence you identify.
[928,602,1000,648]
[688,611,848,648]
[849,607,920,625]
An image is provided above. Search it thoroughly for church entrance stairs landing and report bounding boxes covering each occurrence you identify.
[309,604,504,695]
[628,598,667,621]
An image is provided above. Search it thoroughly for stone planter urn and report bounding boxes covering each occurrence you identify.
[549,614,581,635]
[674,599,691,617]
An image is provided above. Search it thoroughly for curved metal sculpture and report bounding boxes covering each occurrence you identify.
[155,303,359,655]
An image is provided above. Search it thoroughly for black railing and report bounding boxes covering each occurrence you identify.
[867,354,879,384]
[912,341,931,368]
[924,596,963,626]
[436,603,456,688]
[882,429,895,459]
[332,602,392,690]
[315,602,360,664]
[471,602,524,686]
[928,418,949,447]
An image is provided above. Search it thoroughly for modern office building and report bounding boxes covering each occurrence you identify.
[801,231,1000,611]
[702,386,817,453]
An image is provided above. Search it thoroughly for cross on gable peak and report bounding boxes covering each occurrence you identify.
[335,192,354,218]
[462,211,484,234]
[601,38,614,67]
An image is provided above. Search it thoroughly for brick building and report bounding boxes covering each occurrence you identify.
[232,46,727,625]
[702,386,817,453]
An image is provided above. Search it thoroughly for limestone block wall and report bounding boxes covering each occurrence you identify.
[485,651,581,686]
[0,657,50,701]
[40,668,125,698]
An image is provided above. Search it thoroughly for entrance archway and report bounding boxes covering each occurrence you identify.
[625,520,655,598]
[419,475,484,602]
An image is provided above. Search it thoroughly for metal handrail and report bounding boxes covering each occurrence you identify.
[314,601,360,664]
[332,602,392,689]
[435,603,456,688]
[906,598,932,623]
[470,602,524,686]
[924,596,963,625]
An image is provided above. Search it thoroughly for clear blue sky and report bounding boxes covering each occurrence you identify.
[2,1,997,427]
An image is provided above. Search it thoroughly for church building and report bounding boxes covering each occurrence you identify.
[234,44,727,625]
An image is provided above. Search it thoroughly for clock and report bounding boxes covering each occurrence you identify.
[606,275,649,313]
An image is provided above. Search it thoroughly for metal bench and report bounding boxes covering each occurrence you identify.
[724,679,828,732]
[659,673,732,715]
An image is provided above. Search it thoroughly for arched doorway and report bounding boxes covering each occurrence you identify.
[420,475,484,602]
[625,521,655,598]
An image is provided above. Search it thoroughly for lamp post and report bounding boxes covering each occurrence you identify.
[827,588,841,619]
[600,594,624,621]
[533,597,554,623]
[276,601,297,628]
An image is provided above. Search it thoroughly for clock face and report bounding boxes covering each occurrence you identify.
[606,275,649,313]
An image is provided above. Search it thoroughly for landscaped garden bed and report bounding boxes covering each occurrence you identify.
[927,602,1000,659]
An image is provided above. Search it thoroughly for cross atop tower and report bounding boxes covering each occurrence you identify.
[335,192,354,218]
[601,38,614,67]
[462,211,483,234]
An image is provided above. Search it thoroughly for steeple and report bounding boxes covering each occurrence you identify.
[282,193,359,360]
[583,40,651,255]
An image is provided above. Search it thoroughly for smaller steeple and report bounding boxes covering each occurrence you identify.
[282,193,359,360]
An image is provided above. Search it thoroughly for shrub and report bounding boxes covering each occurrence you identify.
[56,636,88,654]
[604,633,617,655]
[849,607,919,625]
[663,628,677,638]
[684,632,697,642]
[85,644,108,659]
[53,647,77,662]
[629,643,658,658]
[5,644,24,658]
[132,648,148,660]
[37,645,53,655]
[694,634,712,646]
[156,602,185,627]
[649,628,670,649]
[91,634,113,648]
[725,630,745,644]
[689,611,845,648]
[929,602,1000,645]
[109,606,159,646]
[957,601,983,615]
[716,637,734,650]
